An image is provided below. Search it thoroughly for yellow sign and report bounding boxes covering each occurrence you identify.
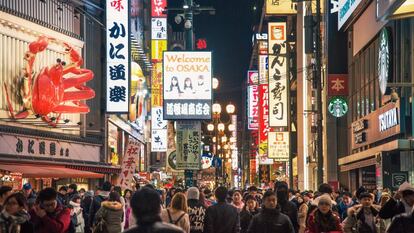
[151,40,167,62]
[151,62,163,107]
[266,0,297,15]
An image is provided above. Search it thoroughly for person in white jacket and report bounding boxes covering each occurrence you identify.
[69,195,85,233]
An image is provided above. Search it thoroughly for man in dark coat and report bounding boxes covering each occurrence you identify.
[387,208,414,233]
[275,182,299,233]
[204,186,240,233]
[88,181,111,229]
[123,187,184,233]
[187,187,206,233]
[379,182,414,219]
[247,190,295,233]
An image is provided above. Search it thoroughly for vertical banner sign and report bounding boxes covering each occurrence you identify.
[151,107,168,152]
[248,85,259,130]
[176,121,201,170]
[151,18,167,40]
[119,139,140,189]
[268,22,288,127]
[268,132,289,161]
[151,40,167,62]
[231,115,238,171]
[328,74,348,96]
[258,84,270,157]
[259,55,269,84]
[259,165,271,184]
[163,52,212,120]
[151,0,167,17]
[151,62,163,107]
[106,0,130,112]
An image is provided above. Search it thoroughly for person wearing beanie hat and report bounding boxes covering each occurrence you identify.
[379,182,414,220]
[343,188,385,233]
[306,194,342,233]
[22,183,37,210]
[186,187,206,233]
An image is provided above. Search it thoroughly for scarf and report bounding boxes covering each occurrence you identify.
[0,210,30,233]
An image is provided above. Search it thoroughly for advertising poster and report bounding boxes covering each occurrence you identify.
[248,85,259,130]
[268,132,289,161]
[106,0,130,113]
[119,139,140,190]
[163,52,212,119]
[268,22,288,127]
[176,121,201,170]
[258,84,270,157]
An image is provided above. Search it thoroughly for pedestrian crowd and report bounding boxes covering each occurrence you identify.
[0,180,413,233]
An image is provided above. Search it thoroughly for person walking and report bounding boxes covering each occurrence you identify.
[275,182,299,233]
[81,191,93,233]
[387,206,414,233]
[29,187,71,233]
[338,192,355,220]
[379,182,414,219]
[93,191,124,233]
[232,190,244,212]
[0,186,12,212]
[187,187,206,233]
[22,183,36,210]
[203,186,240,233]
[0,192,33,233]
[297,194,308,233]
[67,184,79,206]
[161,192,190,233]
[69,195,84,233]
[123,189,133,231]
[123,187,184,233]
[247,190,295,233]
[240,195,260,233]
[306,194,342,233]
[88,181,111,229]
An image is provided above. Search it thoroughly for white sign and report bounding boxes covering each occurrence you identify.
[248,85,259,130]
[151,18,167,40]
[151,129,168,152]
[176,121,201,170]
[259,55,269,84]
[379,108,398,132]
[268,22,288,127]
[338,0,362,29]
[119,139,140,189]
[268,132,289,161]
[106,0,130,112]
[151,107,167,130]
[0,134,100,162]
[163,51,212,120]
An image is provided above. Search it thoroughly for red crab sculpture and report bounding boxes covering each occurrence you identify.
[3,36,95,127]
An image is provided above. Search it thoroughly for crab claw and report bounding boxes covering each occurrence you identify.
[63,42,83,67]
[28,36,54,54]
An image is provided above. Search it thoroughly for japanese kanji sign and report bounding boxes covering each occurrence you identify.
[119,139,140,189]
[106,0,130,113]
[268,132,289,161]
[151,18,167,40]
[151,129,167,152]
[248,85,259,130]
[151,0,167,17]
[268,22,288,127]
[151,62,163,107]
[259,55,269,84]
[163,51,212,120]
[266,0,297,15]
[176,121,202,170]
[151,40,167,62]
[328,74,348,96]
[258,84,271,157]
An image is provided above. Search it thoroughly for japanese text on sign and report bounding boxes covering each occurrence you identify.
[119,139,140,189]
[248,85,259,130]
[151,0,167,17]
[268,132,289,161]
[176,121,201,170]
[258,84,271,157]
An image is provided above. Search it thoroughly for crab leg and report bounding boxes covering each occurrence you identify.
[63,88,95,101]
[63,69,94,89]
[53,103,90,113]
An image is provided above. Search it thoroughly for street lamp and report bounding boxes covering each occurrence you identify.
[226,103,235,114]
[212,103,221,115]
[217,123,225,132]
[207,123,214,131]
[228,124,236,132]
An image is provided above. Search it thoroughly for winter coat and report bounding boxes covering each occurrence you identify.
[240,208,259,233]
[161,208,190,233]
[81,195,93,229]
[94,201,123,233]
[203,202,240,233]
[279,200,300,233]
[123,221,185,233]
[343,205,385,233]
[69,201,85,233]
[305,209,342,233]
[298,203,309,233]
[25,191,37,210]
[124,199,132,230]
[187,199,206,233]
[338,200,355,220]
[378,198,408,220]
[387,211,414,233]
[0,210,33,233]
[88,193,109,227]
[29,204,71,233]
[247,207,295,233]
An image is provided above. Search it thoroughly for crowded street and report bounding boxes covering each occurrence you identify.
[0,0,414,232]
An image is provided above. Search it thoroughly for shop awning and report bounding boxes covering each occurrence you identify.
[0,164,104,178]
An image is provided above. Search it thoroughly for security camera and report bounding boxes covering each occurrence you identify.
[184,19,192,29]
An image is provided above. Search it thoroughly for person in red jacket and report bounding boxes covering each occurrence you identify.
[29,187,71,233]
[306,194,342,233]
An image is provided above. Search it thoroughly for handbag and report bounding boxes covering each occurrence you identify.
[92,217,109,233]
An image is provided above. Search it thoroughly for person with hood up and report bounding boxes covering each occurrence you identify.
[240,194,260,233]
[69,195,84,233]
[94,191,124,233]
[275,181,299,233]
[343,187,385,233]
[186,187,206,233]
[247,190,294,233]
[0,192,33,233]
[29,187,71,233]
[387,204,414,233]
[306,194,342,233]
[379,182,414,219]
[88,181,111,229]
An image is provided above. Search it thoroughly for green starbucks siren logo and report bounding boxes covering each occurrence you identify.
[328,97,348,117]
[378,28,390,95]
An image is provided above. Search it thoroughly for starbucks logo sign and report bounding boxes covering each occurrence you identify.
[378,28,390,95]
[328,97,348,118]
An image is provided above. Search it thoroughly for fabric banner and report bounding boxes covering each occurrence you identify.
[176,121,201,170]
[119,139,140,190]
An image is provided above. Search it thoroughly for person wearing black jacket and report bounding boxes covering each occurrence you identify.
[240,195,260,233]
[247,190,295,233]
[275,182,299,233]
[387,208,414,233]
[81,191,93,233]
[124,187,184,233]
[204,186,240,233]
[379,182,414,220]
[187,187,206,233]
[88,181,111,229]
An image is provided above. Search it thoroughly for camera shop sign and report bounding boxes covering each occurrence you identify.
[0,134,100,162]
[351,102,401,149]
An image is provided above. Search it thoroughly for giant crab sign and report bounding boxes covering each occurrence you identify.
[3,36,95,127]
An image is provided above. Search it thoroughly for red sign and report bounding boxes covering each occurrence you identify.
[248,70,259,85]
[151,0,167,17]
[250,131,259,158]
[258,84,271,156]
[328,74,348,96]
[196,39,208,50]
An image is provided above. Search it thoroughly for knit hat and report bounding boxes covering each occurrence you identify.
[187,187,200,200]
[316,194,332,206]
[23,183,32,190]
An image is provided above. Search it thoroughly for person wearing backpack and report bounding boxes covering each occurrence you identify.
[161,192,190,233]
[88,182,111,230]
[93,192,123,233]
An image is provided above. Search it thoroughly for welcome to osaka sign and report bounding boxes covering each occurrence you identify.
[163,51,212,120]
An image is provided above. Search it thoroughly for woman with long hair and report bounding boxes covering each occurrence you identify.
[168,76,183,95]
[0,192,33,233]
[123,189,133,230]
[94,191,124,233]
[240,194,259,233]
[161,193,190,233]
[297,195,308,233]
[306,194,343,233]
[183,78,195,96]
